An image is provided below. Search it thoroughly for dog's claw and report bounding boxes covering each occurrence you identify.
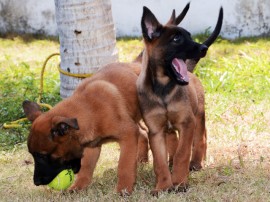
[150,189,159,197]
[173,184,188,193]
[119,189,131,197]
[68,188,78,194]
[189,161,203,171]
[150,186,174,197]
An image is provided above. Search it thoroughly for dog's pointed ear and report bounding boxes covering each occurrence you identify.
[141,6,162,41]
[51,116,79,137]
[166,9,176,25]
[22,100,42,122]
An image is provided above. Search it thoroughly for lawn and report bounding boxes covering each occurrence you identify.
[0,34,270,201]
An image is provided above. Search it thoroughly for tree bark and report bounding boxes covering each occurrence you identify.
[54,0,118,98]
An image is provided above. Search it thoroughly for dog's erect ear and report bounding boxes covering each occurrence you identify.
[22,100,42,122]
[51,116,79,137]
[166,9,176,25]
[141,6,162,41]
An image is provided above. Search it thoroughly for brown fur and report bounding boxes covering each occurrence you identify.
[23,62,144,195]
[23,4,222,195]
[136,7,211,194]
[138,71,207,193]
[135,4,222,174]
[133,3,199,167]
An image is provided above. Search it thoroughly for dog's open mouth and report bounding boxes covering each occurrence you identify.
[171,58,189,84]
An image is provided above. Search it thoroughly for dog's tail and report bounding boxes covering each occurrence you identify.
[203,7,223,47]
[187,7,223,72]
[166,2,190,25]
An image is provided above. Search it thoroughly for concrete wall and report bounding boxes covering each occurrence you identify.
[0,0,56,35]
[0,0,269,39]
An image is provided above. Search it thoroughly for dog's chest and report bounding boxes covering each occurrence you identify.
[138,83,188,112]
[137,65,195,119]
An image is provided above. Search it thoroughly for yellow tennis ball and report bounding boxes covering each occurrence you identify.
[48,169,74,191]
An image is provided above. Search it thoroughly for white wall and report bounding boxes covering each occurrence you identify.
[111,0,270,38]
[0,0,57,35]
[0,0,269,39]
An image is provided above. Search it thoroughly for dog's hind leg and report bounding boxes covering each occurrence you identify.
[190,113,207,171]
[137,128,149,163]
[137,122,149,163]
[166,130,178,168]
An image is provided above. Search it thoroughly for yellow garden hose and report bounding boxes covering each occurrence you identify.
[3,53,93,129]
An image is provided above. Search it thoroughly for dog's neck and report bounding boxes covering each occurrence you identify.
[140,50,177,98]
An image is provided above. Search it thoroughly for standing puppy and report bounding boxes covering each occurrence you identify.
[137,7,223,194]
[135,3,191,166]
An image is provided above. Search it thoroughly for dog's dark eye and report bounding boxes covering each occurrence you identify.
[51,129,58,137]
[173,34,183,43]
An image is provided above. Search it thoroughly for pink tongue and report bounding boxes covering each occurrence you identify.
[172,58,189,82]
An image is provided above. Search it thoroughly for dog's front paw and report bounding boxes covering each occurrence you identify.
[118,189,131,197]
[137,155,149,163]
[173,183,189,193]
[116,183,134,196]
[68,177,91,192]
[189,161,203,171]
[150,189,160,197]
[150,186,174,197]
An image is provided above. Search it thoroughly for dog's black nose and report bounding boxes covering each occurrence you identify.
[34,175,52,186]
[34,177,42,186]
[199,44,208,57]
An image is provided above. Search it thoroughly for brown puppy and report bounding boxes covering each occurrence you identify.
[135,3,222,167]
[23,62,143,195]
[137,6,223,194]
[135,3,191,166]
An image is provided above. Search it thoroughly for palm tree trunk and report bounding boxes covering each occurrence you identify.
[54,0,118,98]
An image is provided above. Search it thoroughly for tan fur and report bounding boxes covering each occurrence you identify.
[137,7,208,194]
[25,62,145,195]
[138,68,207,193]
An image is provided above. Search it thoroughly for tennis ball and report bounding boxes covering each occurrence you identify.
[48,169,74,191]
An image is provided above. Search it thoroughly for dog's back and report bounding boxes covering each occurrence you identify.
[74,62,142,122]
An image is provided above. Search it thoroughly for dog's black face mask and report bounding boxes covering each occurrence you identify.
[141,6,223,86]
[141,8,208,85]
[22,101,83,187]
[161,27,208,85]
[31,152,81,186]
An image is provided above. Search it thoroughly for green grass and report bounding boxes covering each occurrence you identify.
[0,34,270,201]
[0,35,61,149]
